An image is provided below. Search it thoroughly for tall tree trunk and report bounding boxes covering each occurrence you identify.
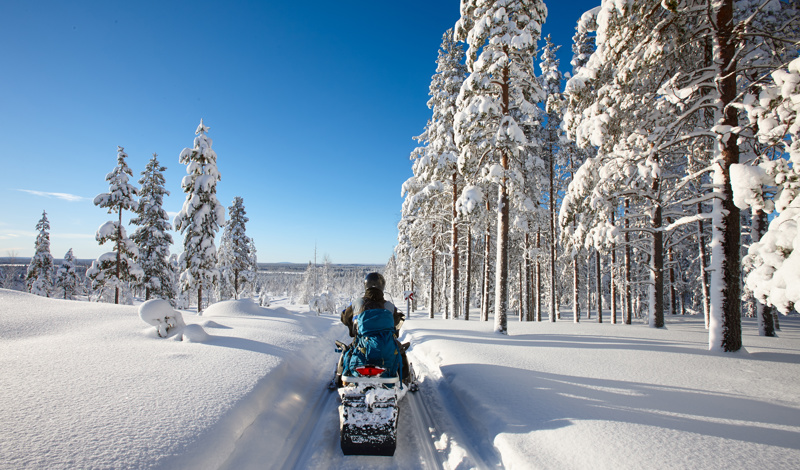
[234,270,240,300]
[596,249,603,323]
[525,233,533,321]
[669,242,677,315]
[115,209,122,305]
[549,143,557,324]
[752,208,776,337]
[198,285,203,315]
[482,216,492,322]
[536,231,542,322]
[624,199,633,325]
[518,262,524,321]
[495,179,509,334]
[573,250,580,323]
[411,279,416,312]
[611,212,617,324]
[709,0,742,351]
[651,199,665,328]
[587,251,592,320]
[697,203,711,329]
[450,172,459,320]
[494,57,510,335]
[464,227,472,321]
[430,228,436,319]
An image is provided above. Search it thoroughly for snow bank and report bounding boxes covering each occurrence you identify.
[202,298,267,317]
[0,289,341,470]
[404,315,800,470]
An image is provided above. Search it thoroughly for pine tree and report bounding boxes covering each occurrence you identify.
[398,29,468,320]
[540,34,564,323]
[89,146,142,304]
[174,120,224,314]
[131,153,176,304]
[54,248,81,300]
[26,210,54,296]
[737,56,800,317]
[455,0,547,334]
[217,197,256,300]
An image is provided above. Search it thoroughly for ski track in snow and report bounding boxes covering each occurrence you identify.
[219,335,480,469]
[407,348,498,470]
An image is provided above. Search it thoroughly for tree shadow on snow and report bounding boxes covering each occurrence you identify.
[206,335,288,357]
[407,329,800,364]
[440,362,800,451]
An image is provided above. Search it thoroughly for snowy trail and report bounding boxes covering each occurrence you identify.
[218,331,465,469]
[406,348,498,470]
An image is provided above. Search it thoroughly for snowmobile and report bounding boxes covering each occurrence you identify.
[331,339,418,456]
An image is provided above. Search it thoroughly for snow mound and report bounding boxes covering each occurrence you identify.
[264,306,293,316]
[179,324,210,343]
[138,299,185,337]
[200,320,230,329]
[203,298,266,317]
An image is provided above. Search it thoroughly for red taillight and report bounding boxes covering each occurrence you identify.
[355,366,386,377]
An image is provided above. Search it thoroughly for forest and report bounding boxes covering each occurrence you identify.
[388,0,800,351]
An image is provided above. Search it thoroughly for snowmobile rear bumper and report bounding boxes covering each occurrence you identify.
[338,379,399,456]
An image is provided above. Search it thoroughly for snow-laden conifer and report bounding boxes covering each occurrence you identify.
[454,0,547,334]
[217,197,257,300]
[174,120,224,314]
[735,57,800,317]
[54,248,81,300]
[89,146,143,304]
[131,153,176,304]
[398,29,468,319]
[26,210,54,297]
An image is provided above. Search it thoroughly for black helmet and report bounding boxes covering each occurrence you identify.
[364,272,386,292]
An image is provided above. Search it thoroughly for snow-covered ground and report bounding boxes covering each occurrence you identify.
[2,288,799,469]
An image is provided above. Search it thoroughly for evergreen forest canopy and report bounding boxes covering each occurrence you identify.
[391,0,800,351]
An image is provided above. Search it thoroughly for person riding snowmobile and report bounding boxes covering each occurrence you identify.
[335,272,410,387]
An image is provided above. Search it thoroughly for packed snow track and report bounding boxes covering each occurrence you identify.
[217,336,491,469]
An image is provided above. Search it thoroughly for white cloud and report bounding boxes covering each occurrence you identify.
[17,189,89,202]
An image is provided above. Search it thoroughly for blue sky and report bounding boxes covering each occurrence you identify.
[1,1,599,264]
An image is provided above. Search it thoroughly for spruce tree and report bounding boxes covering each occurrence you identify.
[131,153,176,304]
[89,146,142,304]
[26,210,54,297]
[174,120,224,314]
[217,197,256,300]
[54,248,81,300]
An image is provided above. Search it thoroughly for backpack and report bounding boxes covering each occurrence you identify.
[342,307,403,382]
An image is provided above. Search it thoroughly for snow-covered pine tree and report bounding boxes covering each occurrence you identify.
[217,196,256,300]
[540,34,564,323]
[26,210,54,296]
[651,0,798,348]
[398,30,469,320]
[90,146,142,304]
[54,248,81,300]
[735,56,800,318]
[174,120,225,314]
[455,0,547,334]
[131,153,175,304]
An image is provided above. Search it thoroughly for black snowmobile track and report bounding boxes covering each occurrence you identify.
[340,392,399,455]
